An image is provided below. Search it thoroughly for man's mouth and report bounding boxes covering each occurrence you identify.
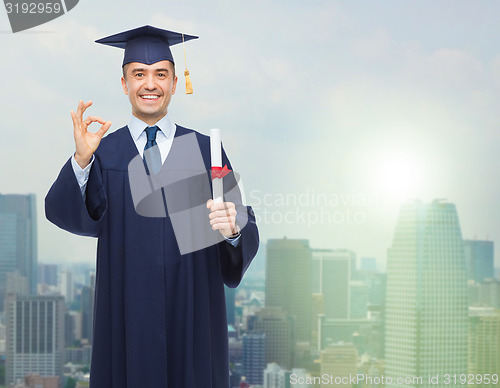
[140,94,160,100]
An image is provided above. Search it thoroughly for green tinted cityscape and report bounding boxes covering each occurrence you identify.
[1,194,498,387]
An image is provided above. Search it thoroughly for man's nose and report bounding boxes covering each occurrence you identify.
[144,74,156,90]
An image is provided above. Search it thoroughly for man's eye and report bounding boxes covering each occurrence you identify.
[135,73,144,77]
[158,73,166,77]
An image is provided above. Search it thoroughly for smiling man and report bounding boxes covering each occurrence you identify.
[45,25,259,388]
[121,61,176,125]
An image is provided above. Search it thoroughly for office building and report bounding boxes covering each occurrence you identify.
[464,240,494,283]
[253,307,294,369]
[320,342,358,387]
[468,307,500,379]
[225,285,236,326]
[350,281,369,319]
[385,200,468,386]
[242,332,266,385]
[5,294,65,385]
[263,362,291,388]
[266,238,311,343]
[468,279,500,308]
[312,249,355,319]
[0,194,38,307]
[38,264,58,287]
[310,293,324,352]
[58,270,74,303]
[65,344,92,365]
[6,270,29,296]
[81,274,95,343]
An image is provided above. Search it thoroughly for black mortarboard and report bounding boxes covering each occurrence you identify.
[96,25,198,93]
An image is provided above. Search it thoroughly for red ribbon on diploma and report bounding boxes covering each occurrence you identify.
[211,165,231,180]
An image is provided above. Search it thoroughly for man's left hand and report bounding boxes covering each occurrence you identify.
[207,199,239,238]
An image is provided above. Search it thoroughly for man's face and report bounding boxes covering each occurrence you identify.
[121,60,177,125]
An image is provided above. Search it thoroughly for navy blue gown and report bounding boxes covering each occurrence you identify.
[45,125,259,388]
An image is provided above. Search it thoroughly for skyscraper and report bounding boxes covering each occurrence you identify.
[225,285,236,326]
[311,249,355,319]
[385,200,468,387]
[349,280,369,319]
[266,238,311,343]
[0,194,38,307]
[320,342,358,388]
[38,264,58,287]
[253,307,294,369]
[6,270,29,296]
[58,270,74,303]
[311,294,324,352]
[242,332,266,385]
[468,279,500,308]
[464,240,494,283]
[468,307,500,380]
[263,362,290,388]
[81,272,96,343]
[5,294,65,385]
[66,310,81,346]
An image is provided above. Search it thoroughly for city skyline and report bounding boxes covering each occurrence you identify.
[0,1,498,269]
[25,198,499,277]
[233,201,496,386]
[0,199,498,386]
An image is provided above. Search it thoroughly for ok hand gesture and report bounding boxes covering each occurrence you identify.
[71,100,112,168]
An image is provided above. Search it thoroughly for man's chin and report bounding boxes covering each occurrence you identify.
[134,110,167,123]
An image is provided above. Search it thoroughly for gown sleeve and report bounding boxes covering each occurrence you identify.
[216,147,259,288]
[45,156,107,237]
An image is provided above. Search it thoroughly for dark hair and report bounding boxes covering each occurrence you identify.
[122,61,176,80]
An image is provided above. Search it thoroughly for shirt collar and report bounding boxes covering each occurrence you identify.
[128,114,175,141]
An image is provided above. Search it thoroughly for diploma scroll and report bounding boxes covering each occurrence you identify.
[210,128,223,204]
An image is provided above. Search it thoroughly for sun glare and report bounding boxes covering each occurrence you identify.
[374,150,426,200]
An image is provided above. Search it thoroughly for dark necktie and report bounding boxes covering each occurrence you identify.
[143,126,162,175]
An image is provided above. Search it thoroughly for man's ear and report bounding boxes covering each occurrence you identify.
[121,76,129,95]
[172,75,178,95]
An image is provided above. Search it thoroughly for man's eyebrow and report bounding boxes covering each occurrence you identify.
[130,68,170,73]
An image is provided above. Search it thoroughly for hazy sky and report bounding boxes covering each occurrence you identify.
[1,1,499,269]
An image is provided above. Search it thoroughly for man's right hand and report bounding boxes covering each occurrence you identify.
[71,100,112,169]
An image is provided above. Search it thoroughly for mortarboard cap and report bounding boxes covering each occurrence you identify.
[96,25,198,66]
[96,25,198,93]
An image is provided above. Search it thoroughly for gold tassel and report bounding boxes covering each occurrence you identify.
[182,33,193,94]
[184,69,193,94]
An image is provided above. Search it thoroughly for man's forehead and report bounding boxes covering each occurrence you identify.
[125,61,174,72]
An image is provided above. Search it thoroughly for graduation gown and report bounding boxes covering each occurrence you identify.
[45,125,259,388]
